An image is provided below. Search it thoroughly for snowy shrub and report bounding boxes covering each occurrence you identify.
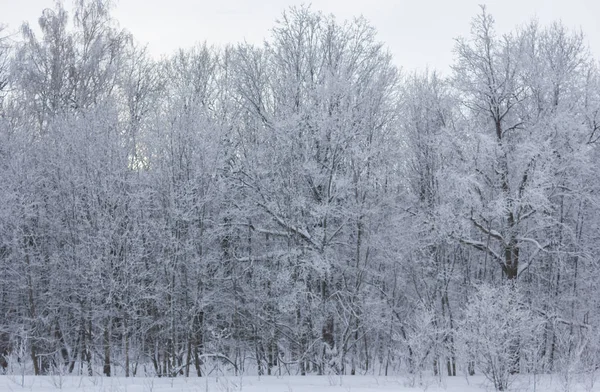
[403,305,437,386]
[457,282,542,391]
[554,325,600,392]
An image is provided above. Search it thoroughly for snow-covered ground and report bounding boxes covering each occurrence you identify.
[0,374,599,392]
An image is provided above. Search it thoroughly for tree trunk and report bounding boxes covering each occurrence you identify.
[124,314,130,377]
[103,324,111,377]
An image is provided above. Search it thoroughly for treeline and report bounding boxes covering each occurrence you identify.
[0,2,599,389]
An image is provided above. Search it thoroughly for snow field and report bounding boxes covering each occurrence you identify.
[1,374,599,392]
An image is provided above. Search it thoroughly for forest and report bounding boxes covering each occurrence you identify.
[0,1,599,391]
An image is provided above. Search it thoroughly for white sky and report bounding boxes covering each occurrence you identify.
[2,0,599,74]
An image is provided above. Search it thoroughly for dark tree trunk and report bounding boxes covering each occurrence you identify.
[103,325,111,377]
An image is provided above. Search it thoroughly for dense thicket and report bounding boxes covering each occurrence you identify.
[1,2,599,389]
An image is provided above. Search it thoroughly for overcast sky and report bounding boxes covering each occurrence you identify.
[2,0,599,74]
